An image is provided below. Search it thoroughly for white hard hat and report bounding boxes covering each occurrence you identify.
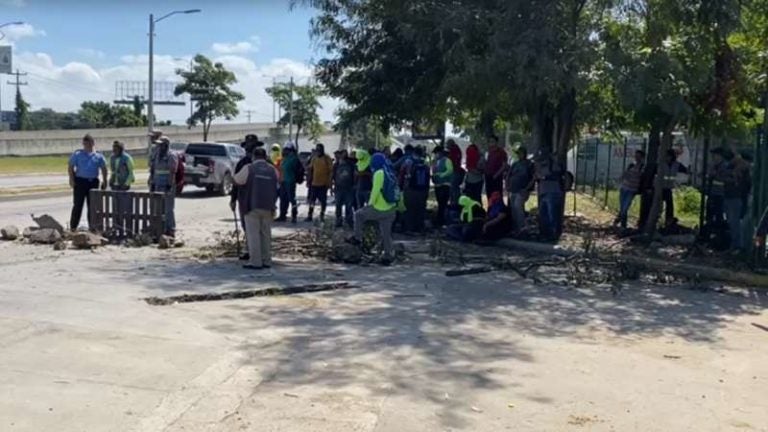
[283,142,295,150]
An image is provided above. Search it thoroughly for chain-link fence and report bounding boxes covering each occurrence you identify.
[572,134,708,228]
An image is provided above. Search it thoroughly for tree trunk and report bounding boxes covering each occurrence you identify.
[294,124,303,150]
[642,120,675,236]
[554,89,577,167]
[203,118,211,142]
[530,97,555,155]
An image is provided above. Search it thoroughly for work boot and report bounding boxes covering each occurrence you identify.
[275,215,287,222]
[305,208,314,222]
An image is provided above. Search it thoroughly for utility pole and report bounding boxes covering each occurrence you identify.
[7,69,27,131]
[272,77,276,123]
[245,110,254,124]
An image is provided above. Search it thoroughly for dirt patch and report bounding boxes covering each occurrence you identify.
[144,281,352,305]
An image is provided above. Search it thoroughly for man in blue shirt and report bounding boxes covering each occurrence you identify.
[68,134,107,231]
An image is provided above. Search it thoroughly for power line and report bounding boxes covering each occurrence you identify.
[26,71,114,97]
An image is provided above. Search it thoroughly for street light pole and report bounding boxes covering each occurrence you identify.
[146,9,200,147]
[148,14,155,143]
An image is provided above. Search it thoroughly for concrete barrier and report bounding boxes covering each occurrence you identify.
[0,123,341,156]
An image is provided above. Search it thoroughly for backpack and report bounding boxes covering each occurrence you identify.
[295,161,306,184]
[381,170,401,204]
[335,161,354,189]
[408,160,430,191]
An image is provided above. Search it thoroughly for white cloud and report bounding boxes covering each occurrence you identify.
[1,23,45,42]
[211,41,257,55]
[75,48,106,59]
[10,51,339,126]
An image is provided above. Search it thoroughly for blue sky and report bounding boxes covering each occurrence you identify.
[1,0,336,124]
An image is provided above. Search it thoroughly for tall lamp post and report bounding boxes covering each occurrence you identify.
[147,9,200,142]
[0,21,24,130]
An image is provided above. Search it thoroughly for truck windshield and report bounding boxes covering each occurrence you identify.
[185,144,227,157]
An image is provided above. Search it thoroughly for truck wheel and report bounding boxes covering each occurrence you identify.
[219,173,233,196]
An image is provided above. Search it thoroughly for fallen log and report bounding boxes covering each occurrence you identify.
[445,267,493,277]
[144,281,352,305]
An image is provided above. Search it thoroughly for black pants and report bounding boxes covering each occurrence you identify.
[309,186,329,217]
[464,180,483,202]
[485,175,503,200]
[434,185,450,227]
[335,188,354,227]
[662,189,674,224]
[70,177,99,230]
[404,189,428,233]
[279,182,298,219]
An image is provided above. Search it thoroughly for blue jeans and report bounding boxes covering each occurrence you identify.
[724,198,742,250]
[335,188,354,227]
[538,191,564,241]
[618,188,636,229]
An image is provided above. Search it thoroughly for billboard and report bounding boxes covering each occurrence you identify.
[0,46,11,74]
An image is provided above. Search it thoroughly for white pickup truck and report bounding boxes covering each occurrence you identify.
[182,142,246,196]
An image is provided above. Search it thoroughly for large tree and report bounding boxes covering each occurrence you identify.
[175,54,244,141]
[78,101,144,129]
[602,0,747,235]
[265,81,324,145]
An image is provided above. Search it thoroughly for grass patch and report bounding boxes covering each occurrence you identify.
[575,186,701,228]
[0,155,148,175]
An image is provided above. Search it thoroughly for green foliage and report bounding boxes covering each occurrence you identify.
[78,101,144,129]
[675,186,702,216]
[266,81,323,143]
[14,88,30,131]
[175,54,244,141]
[334,107,389,149]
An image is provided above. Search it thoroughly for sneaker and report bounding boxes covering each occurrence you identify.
[242,264,264,270]
[239,253,250,261]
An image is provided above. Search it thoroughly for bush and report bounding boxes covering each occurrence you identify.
[675,186,702,216]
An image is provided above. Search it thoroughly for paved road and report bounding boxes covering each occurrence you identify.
[0,172,151,190]
[1,193,766,432]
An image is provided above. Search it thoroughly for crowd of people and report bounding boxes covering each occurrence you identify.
[65,130,762,270]
[614,146,753,252]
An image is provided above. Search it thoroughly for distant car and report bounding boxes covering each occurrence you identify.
[182,142,246,196]
[170,142,188,153]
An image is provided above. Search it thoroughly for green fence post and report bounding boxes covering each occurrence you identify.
[592,138,600,197]
[604,141,613,208]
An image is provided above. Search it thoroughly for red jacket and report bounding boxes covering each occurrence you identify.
[466,144,480,171]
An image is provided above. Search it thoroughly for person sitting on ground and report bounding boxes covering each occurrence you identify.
[445,194,486,242]
[481,191,513,241]
[347,153,399,266]
[233,148,280,271]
